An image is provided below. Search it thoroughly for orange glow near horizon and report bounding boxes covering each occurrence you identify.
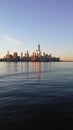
[60,56,73,61]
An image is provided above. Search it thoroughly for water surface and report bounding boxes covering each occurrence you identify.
[0,62,73,129]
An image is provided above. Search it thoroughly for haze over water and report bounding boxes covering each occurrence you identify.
[0,62,73,129]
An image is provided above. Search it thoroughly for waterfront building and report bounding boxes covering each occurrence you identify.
[13,52,17,59]
[38,44,40,52]
[26,51,29,61]
[6,51,9,60]
[21,52,23,60]
[26,51,29,58]
[6,51,13,61]
[13,52,18,61]
[31,52,35,61]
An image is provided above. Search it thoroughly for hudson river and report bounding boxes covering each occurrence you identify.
[0,62,73,129]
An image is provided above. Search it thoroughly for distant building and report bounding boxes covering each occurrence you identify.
[38,44,40,52]
[21,52,23,59]
[6,51,9,60]
[13,52,18,60]
[6,51,13,61]
[26,51,29,58]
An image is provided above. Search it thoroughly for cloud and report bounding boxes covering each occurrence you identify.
[4,34,23,45]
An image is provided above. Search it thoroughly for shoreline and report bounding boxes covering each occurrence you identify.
[0,60,73,62]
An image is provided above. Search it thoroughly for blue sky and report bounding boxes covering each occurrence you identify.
[0,0,73,60]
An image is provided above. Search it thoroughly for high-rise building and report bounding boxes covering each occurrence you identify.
[21,52,23,59]
[6,51,10,60]
[6,51,13,61]
[26,51,29,58]
[13,52,18,59]
[38,44,40,52]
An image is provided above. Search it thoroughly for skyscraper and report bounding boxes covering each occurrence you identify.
[38,44,40,52]
[6,51,9,60]
[13,52,18,59]
[21,52,23,59]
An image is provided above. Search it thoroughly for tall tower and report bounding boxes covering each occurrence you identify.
[7,51,9,55]
[38,44,40,52]
[6,51,9,60]
[21,52,23,59]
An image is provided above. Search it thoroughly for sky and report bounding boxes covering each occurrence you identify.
[0,0,73,61]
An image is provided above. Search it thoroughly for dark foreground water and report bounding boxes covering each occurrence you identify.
[0,62,73,129]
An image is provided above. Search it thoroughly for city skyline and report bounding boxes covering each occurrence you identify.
[0,0,73,61]
[0,44,60,62]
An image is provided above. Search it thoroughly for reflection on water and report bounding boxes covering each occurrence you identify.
[6,62,18,73]
[32,62,41,79]
[6,62,42,80]
[0,62,73,129]
[1,62,73,81]
[35,62,41,79]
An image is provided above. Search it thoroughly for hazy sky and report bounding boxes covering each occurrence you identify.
[0,0,73,61]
